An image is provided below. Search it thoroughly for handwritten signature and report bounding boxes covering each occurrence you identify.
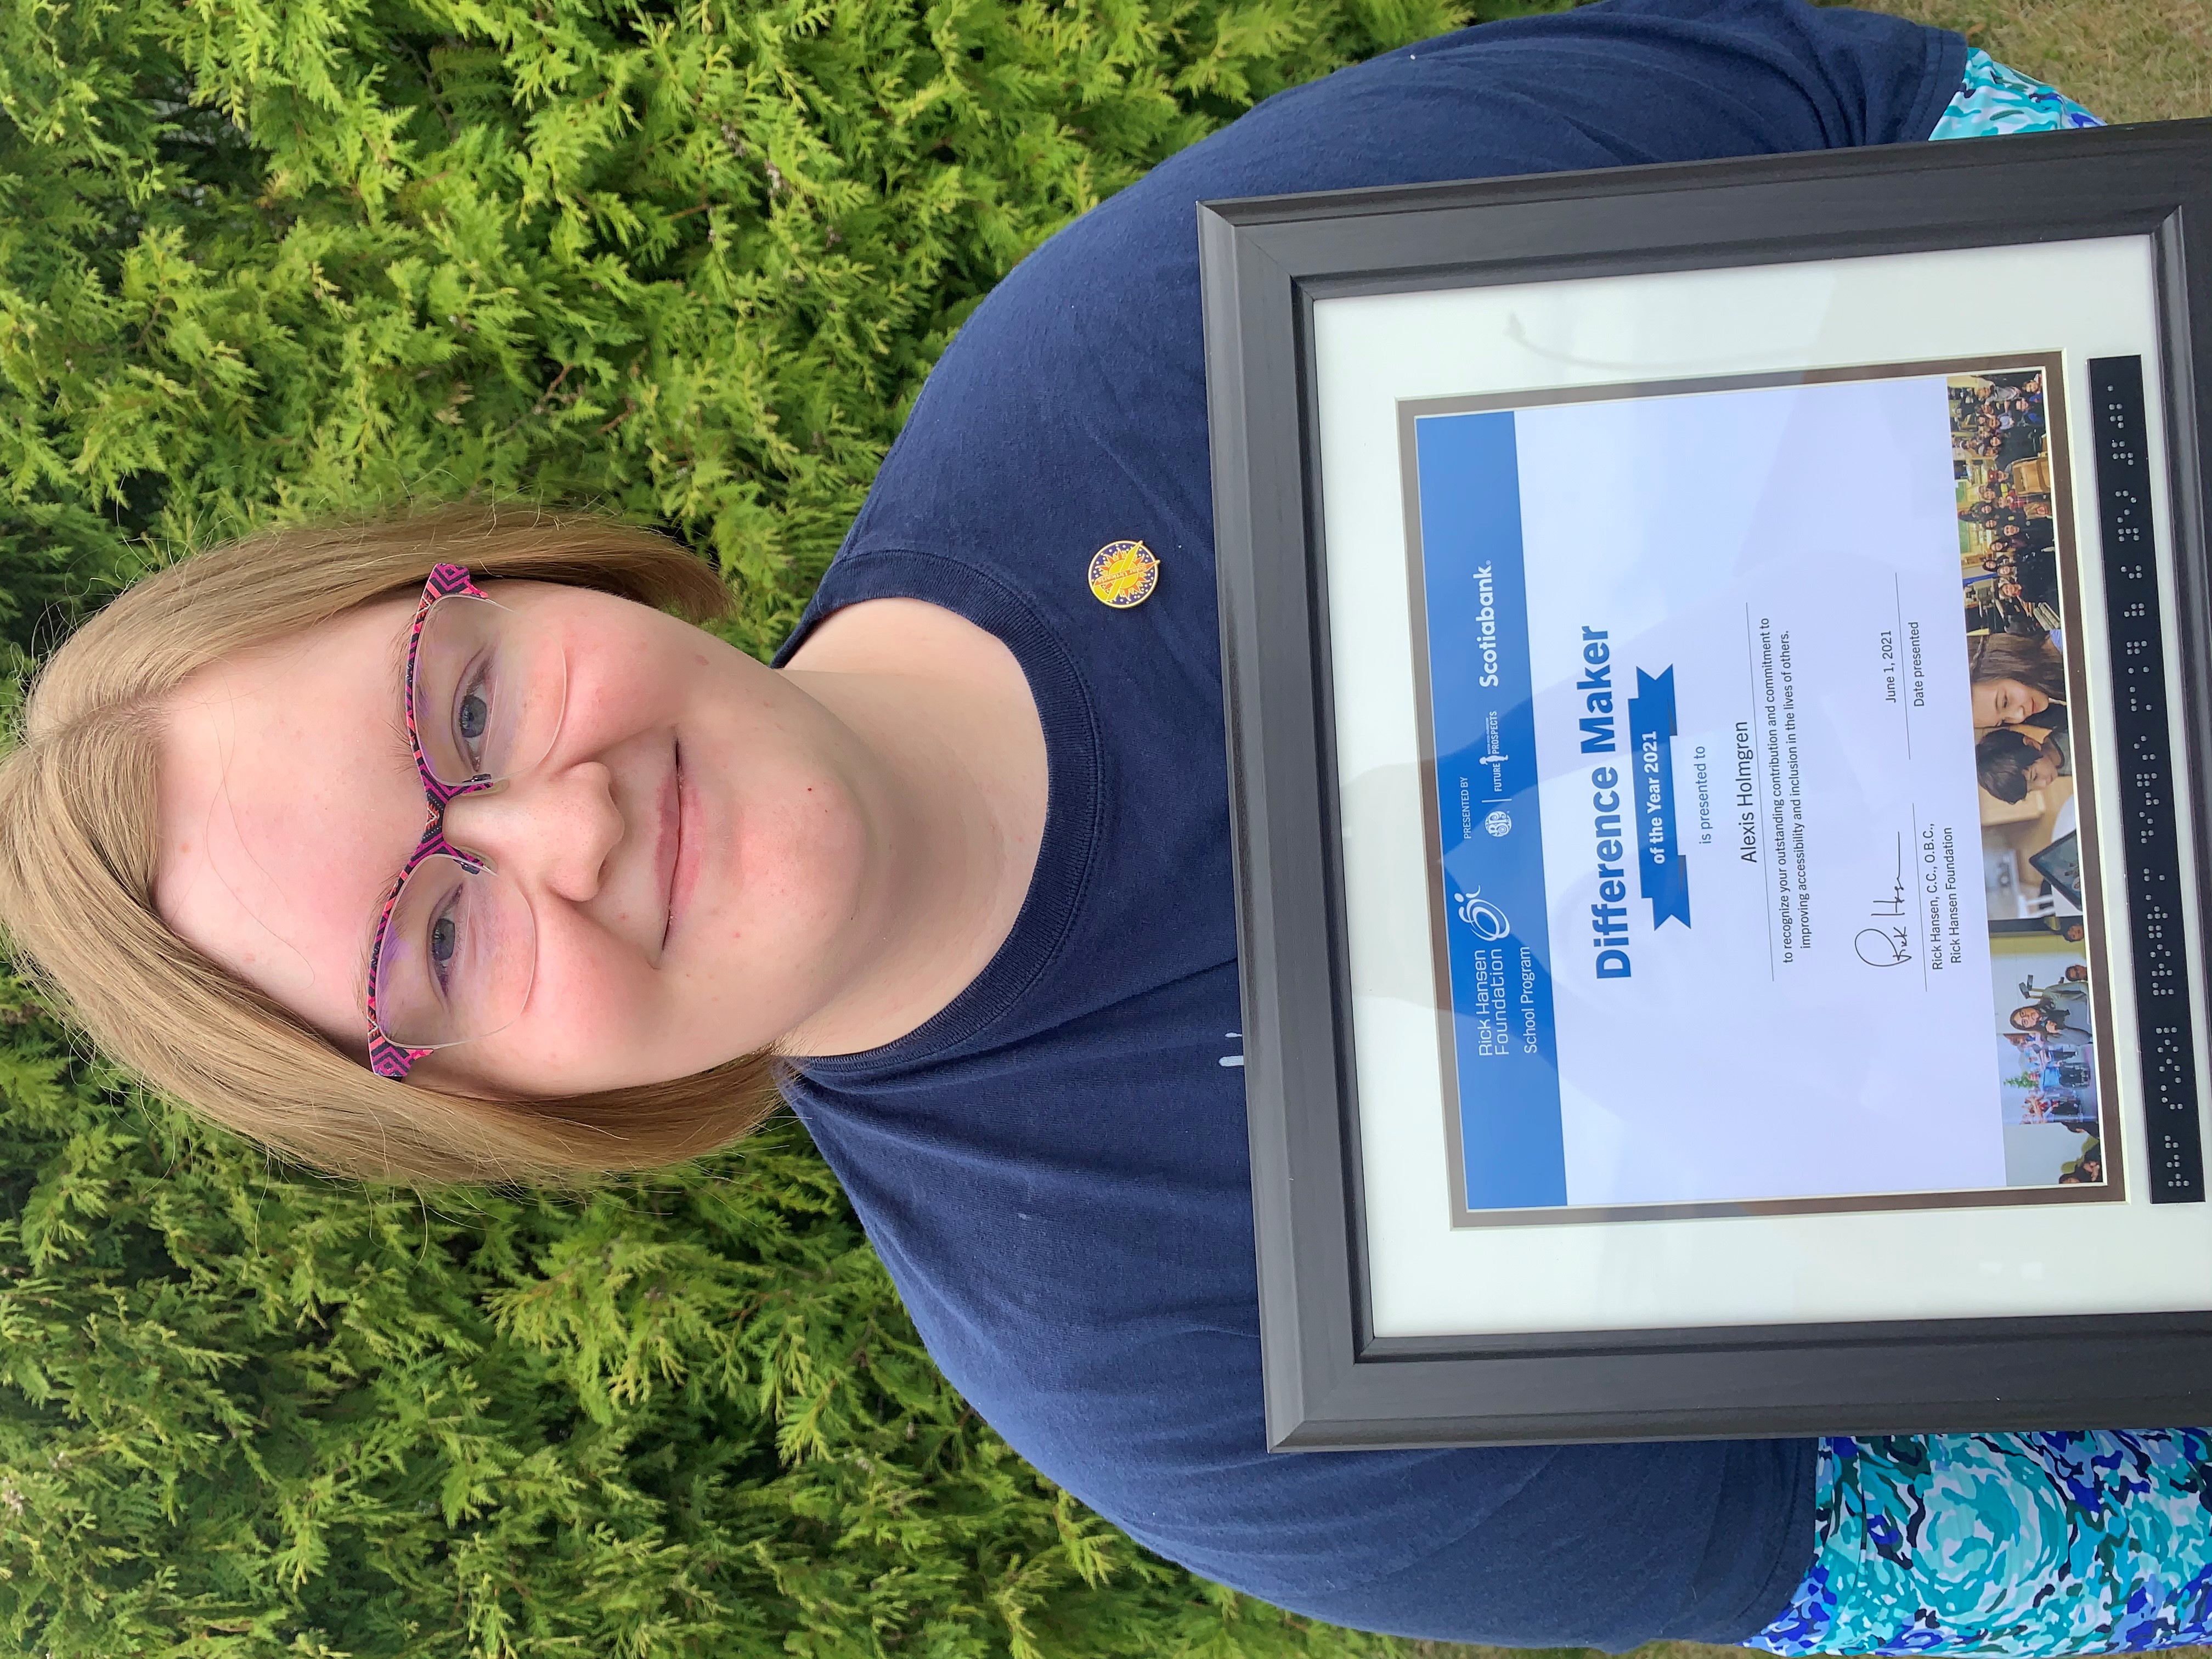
[1855,926,1912,967]
[1856,834,1914,967]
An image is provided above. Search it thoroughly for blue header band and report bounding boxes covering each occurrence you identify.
[1414,411,1566,1210]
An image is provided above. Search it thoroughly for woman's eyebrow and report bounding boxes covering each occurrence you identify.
[383,605,416,746]
[353,904,381,1025]
[352,859,411,1022]
[356,607,425,1025]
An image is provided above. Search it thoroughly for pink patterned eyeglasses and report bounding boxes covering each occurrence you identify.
[365,563,566,1080]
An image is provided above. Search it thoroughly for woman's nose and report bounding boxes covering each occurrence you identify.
[441,760,622,902]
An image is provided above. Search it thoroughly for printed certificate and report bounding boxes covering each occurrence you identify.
[1401,361,2112,1223]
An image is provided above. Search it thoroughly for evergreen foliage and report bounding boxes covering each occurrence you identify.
[0,0,1571,1651]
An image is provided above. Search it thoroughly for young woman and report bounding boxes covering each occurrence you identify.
[1969,630,2071,731]
[4,1,2197,1652]
[1976,725,2070,803]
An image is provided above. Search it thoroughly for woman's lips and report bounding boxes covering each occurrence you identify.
[667,746,702,948]
[658,743,683,950]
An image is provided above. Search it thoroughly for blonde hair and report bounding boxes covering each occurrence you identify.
[0,505,786,1186]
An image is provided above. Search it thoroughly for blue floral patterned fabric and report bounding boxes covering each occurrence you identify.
[1745,1433,2212,1655]
[1928,48,2103,139]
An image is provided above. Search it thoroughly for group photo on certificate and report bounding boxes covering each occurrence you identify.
[1406,353,2115,1223]
[1951,370,2107,1186]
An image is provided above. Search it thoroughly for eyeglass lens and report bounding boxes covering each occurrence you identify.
[412,594,566,788]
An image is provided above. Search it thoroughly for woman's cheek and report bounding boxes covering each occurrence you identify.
[506,943,667,1089]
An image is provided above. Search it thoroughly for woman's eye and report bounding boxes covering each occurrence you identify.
[428,901,461,994]
[454,662,492,761]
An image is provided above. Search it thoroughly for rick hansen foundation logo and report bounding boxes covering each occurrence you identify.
[1454,888,1513,941]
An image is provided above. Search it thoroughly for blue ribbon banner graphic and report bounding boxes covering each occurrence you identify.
[1627,667,1692,930]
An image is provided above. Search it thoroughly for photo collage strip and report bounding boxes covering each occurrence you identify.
[1953,368,2107,1192]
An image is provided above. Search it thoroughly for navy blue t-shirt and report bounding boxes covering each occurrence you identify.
[771,1,1967,1644]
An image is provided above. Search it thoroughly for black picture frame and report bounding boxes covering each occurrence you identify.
[1198,121,2212,1452]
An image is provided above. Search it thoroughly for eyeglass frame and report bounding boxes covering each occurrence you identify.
[365,561,521,1081]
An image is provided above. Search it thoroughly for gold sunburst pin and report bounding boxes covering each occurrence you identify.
[1087,539,1159,608]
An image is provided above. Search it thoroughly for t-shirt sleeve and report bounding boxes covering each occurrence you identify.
[834,0,1967,568]
[1244,1437,1819,1648]
[1163,0,1967,190]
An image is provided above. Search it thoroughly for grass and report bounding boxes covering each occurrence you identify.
[1858,0,2211,123]
[1399,2,2204,1656]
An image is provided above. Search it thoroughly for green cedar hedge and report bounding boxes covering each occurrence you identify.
[0,0,1570,1652]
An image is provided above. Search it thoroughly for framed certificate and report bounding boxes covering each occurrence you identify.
[1199,122,2212,1449]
